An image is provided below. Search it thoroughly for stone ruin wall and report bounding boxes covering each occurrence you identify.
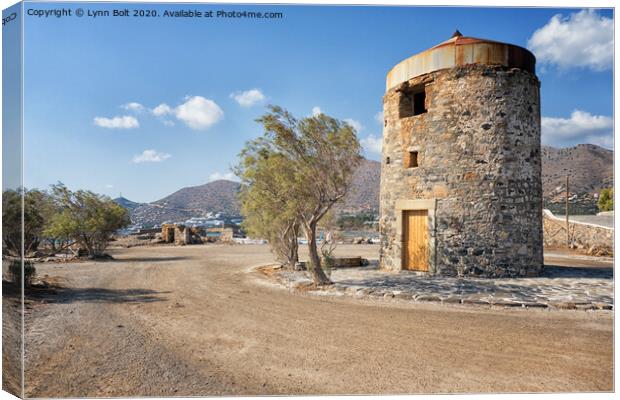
[162,224,175,243]
[161,223,191,245]
[380,64,544,277]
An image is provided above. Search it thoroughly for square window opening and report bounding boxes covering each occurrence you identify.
[399,86,427,118]
[406,151,419,168]
[413,91,426,116]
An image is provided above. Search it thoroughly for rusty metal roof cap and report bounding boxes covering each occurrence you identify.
[386,32,536,91]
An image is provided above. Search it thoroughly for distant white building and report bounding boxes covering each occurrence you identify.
[183,217,224,228]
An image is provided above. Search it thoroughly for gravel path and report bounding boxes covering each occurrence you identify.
[18,244,613,396]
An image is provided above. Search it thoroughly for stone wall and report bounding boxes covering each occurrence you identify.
[220,228,234,243]
[380,64,543,277]
[161,223,191,245]
[543,210,613,254]
[161,224,175,243]
[174,225,190,245]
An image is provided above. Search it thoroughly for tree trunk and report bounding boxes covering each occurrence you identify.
[276,223,300,269]
[81,235,96,258]
[304,222,331,286]
[288,235,299,269]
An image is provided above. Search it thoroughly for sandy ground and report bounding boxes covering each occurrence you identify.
[10,244,613,397]
[2,274,23,397]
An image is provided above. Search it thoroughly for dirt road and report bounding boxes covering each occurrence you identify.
[22,244,612,396]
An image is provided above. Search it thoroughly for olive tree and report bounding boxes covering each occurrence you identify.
[244,106,362,285]
[44,184,130,258]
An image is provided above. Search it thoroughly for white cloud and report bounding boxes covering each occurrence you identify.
[122,102,145,112]
[94,115,139,129]
[152,103,173,117]
[132,149,172,163]
[344,118,363,132]
[527,9,613,71]
[209,171,237,182]
[374,111,384,125]
[230,89,265,107]
[360,134,383,155]
[584,134,613,149]
[151,97,223,129]
[542,110,612,138]
[542,110,613,148]
[311,106,322,116]
[174,96,224,130]
[104,184,114,189]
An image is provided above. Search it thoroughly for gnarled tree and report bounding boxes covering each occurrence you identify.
[243,106,362,285]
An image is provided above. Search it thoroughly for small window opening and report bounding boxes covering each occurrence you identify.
[406,151,419,168]
[413,91,426,115]
[399,86,427,118]
[386,157,391,165]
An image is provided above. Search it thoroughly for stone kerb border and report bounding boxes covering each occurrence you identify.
[251,263,613,312]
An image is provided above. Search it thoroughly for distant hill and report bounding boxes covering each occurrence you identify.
[127,180,241,226]
[113,196,143,211]
[338,158,381,214]
[153,180,240,213]
[542,144,613,214]
[542,144,613,196]
[119,144,613,225]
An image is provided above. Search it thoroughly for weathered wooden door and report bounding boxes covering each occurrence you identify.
[402,210,428,271]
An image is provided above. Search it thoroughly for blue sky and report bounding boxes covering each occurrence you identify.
[16,4,614,202]
[2,2,22,191]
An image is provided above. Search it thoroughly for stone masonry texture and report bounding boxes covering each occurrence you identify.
[379,64,544,277]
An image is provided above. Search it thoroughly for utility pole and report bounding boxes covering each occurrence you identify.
[565,175,570,248]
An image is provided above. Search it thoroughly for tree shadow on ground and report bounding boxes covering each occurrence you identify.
[24,284,170,304]
[2,280,22,297]
[542,265,613,279]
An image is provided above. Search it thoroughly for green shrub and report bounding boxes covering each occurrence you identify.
[597,188,614,212]
[320,255,334,279]
[8,260,36,286]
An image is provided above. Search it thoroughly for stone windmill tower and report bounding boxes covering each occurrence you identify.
[379,31,543,277]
